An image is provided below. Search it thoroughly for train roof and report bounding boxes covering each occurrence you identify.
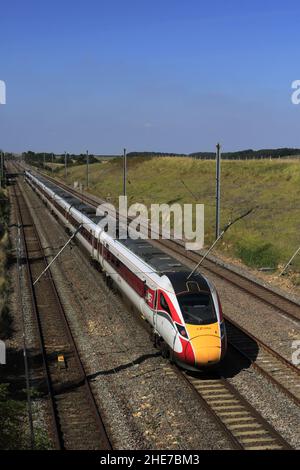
[118,238,186,275]
[36,175,104,222]
[30,172,208,283]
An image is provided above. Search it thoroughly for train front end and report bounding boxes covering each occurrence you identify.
[168,273,227,370]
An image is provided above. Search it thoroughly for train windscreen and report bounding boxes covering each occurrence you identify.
[177,293,217,325]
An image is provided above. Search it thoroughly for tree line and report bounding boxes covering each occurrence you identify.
[3,147,300,164]
[22,151,98,168]
[127,148,300,160]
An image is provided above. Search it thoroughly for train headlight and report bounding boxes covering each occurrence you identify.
[175,323,188,338]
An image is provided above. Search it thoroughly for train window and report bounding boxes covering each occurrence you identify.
[159,293,171,316]
[177,293,217,326]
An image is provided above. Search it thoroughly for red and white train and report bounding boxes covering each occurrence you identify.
[25,170,227,370]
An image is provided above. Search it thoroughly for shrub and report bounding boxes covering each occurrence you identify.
[0,305,13,339]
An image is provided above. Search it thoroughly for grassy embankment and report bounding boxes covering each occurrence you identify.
[47,157,300,284]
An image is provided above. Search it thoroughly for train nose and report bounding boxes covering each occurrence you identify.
[185,335,221,366]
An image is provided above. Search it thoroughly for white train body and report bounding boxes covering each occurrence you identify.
[25,171,227,369]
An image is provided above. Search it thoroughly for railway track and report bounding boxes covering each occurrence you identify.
[178,368,292,450]
[225,318,300,405]
[15,167,300,407]
[12,180,112,450]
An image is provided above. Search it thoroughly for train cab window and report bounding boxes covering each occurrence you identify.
[177,293,217,325]
[159,293,171,316]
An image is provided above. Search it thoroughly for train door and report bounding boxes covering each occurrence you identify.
[98,237,103,266]
[67,207,73,229]
[95,232,101,263]
[65,206,70,226]
[156,291,176,347]
[143,287,156,327]
[90,230,95,258]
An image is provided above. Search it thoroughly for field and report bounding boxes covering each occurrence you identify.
[49,156,300,283]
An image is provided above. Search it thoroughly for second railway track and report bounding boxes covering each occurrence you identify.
[179,369,292,450]
[225,318,300,405]
[13,180,112,450]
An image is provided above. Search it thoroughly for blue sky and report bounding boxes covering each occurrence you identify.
[1,0,300,154]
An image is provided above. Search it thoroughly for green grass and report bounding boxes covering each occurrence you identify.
[47,156,300,278]
[0,384,51,449]
[235,234,280,269]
